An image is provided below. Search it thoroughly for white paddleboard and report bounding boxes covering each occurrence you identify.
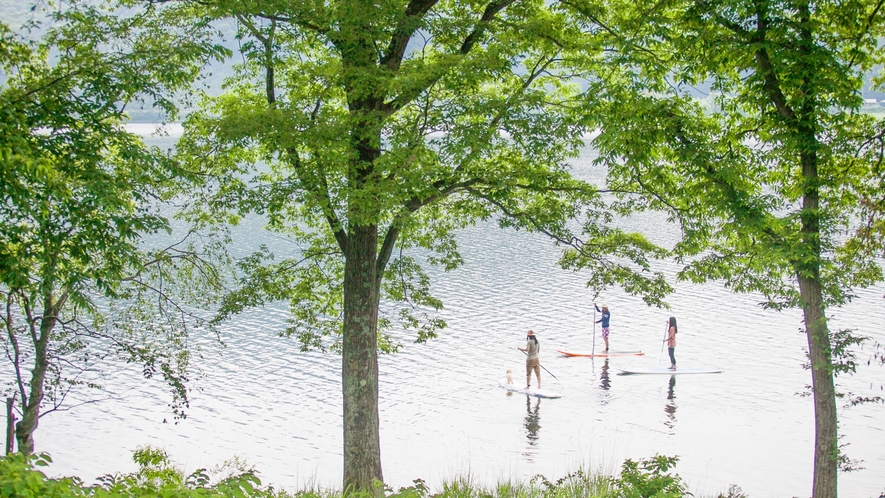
[498,379,562,398]
[617,366,723,375]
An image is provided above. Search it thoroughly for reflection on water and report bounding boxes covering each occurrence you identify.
[523,396,541,458]
[595,358,615,406]
[664,375,677,431]
[599,359,611,390]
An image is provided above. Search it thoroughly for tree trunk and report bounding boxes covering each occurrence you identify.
[795,81,838,495]
[798,273,838,498]
[15,305,55,455]
[341,222,383,493]
[5,396,15,454]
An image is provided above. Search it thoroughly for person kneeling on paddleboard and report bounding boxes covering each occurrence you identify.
[519,330,541,389]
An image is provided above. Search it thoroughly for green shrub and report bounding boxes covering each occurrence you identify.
[0,448,284,498]
[0,453,88,498]
[606,455,689,498]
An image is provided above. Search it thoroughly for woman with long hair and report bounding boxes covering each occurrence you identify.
[665,317,678,370]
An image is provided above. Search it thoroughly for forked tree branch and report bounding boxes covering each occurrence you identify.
[381,0,518,114]
[380,0,441,72]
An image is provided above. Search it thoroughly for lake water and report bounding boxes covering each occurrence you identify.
[33,124,885,497]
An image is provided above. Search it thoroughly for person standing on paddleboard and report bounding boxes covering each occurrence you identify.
[519,330,541,389]
[594,303,611,352]
[664,317,678,370]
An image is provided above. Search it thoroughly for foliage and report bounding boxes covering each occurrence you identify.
[574,0,885,324]
[167,0,675,354]
[560,0,885,495]
[0,451,708,498]
[159,0,675,489]
[94,446,268,497]
[0,448,285,497]
[605,455,688,498]
[0,453,88,498]
[0,0,230,453]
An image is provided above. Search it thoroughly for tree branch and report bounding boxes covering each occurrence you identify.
[464,185,578,247]
[381,0,517,114]
[460,0,516,54]
[380,0,441,72]
[5,293,28,408]
[237,15,277,105]
[847,0,885,67]
[255,12,329,36]
[375,179,482,280]
[749,1,796,122]
[285,149,349,252]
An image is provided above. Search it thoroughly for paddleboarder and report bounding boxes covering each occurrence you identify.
[518,329,541,389]
[594,303,611,352]
[664,316,678,370]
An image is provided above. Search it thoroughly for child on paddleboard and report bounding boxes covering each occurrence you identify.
[518,330,541,389]
[665,317,678,370]
[594,303,611,352]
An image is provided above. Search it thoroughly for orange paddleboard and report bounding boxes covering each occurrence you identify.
[556,350,645,358]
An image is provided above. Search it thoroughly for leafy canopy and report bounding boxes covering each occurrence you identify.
[171,0,673,353]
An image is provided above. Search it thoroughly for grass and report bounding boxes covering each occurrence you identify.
[426,470,612,497]
[1,449,755,498]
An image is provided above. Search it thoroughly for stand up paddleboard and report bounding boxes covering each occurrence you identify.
[498,379,562,398]
[556,350,644,358]
[617,366,723,375]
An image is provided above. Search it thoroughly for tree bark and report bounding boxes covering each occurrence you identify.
[797,169,838,498]
[5,396,15,454]
[337,22,387,484]
[341,222,383,493]
[798,273,838,498]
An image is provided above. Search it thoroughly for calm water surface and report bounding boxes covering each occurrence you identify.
[35,124,885,497]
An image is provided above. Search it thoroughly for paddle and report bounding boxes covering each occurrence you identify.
[591,303,597,356]
[659,321,668,363]
[518,348,561,385]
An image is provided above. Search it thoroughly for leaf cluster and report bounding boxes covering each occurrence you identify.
[571,0,885,308]
[605,455,689,498]
[0,449,286,498]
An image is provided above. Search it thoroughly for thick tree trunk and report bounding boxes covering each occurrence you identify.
[336,18,397,487]
[341,223,383,493]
